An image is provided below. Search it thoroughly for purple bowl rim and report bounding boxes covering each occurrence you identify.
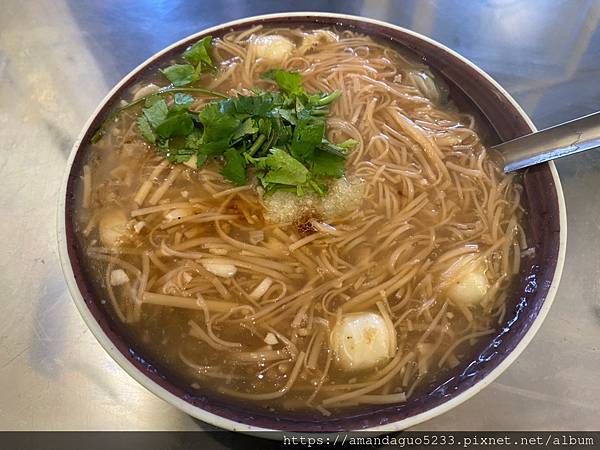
[57,12,566,433]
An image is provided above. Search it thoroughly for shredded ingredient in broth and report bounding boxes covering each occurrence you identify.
[75,26,525,414]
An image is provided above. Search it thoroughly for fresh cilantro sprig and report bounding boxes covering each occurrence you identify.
[90,86,227,143]
[92,33,355,196]
[91,36,223,143]
[160,36,215,87]
[135,68,356,195]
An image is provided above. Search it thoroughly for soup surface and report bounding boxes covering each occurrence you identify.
[74,26,526,415]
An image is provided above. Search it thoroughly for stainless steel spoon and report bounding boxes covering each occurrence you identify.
[492,111,600,172]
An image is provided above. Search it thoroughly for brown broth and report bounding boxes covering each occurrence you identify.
[73,27,523,414]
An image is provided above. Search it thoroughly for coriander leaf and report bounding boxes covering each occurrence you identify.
[195,152,209,167]
[261,183,297,195]
[143,99,168,128]
[174,93,194,106]
[157,139,170,153]
[183,36,213,68]
[257,118,272,138]
[232,118,258,141]
[144,94,162,107]
[221,148,247,186]
[319,138,357,157]
[271,116,292,146]
[262,69,304,97]
[313,90,341,106]
[155,109,194,138]
[137,116,156,144]
[306,93,323,106]
[160,64,198,87]
[276,125,293,145]
[198,139,230,157]
[273,107,296,125]
[290,117,325,162]
[172,154,194,163]
[295,96,307,116]
[233,93,281,117]
[259,148,309,186]
[185,129,203,149]
[309,179,327,196]
[217,97,237,115]
[187,135,227,168]
[339,138,358,149]
[166,147,195,163]
[193,140,229,168]
[246,134,267,157]
[263,132,278,155]
[198,103,240,142]
[311,149,346,178]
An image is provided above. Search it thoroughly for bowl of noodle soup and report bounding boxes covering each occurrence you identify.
[58,13,566,433]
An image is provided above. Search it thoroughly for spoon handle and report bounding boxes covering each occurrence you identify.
[492,111,600,172]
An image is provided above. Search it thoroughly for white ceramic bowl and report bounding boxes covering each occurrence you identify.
[58,12,566,434]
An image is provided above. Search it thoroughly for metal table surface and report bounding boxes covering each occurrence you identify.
[1,0,599,433]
